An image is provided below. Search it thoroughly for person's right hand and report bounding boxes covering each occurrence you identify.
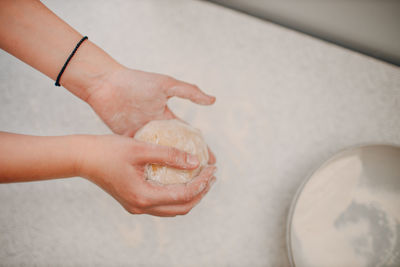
[85,66,216,137]
[76,135,216,217]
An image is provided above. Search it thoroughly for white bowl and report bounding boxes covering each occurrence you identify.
[287,144,400,267]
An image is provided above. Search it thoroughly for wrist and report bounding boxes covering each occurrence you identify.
[72,135,98,179]
[60,40,123,102]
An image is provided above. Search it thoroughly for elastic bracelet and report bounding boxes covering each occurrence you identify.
[55,36,88,86]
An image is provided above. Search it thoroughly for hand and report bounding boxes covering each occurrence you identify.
[86,66,217,164]
[77,135,217,217]
[86,66,216,136]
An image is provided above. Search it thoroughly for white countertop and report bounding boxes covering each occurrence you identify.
[0,0,399,266]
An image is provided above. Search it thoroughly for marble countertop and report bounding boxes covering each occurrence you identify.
[0,0,399,266]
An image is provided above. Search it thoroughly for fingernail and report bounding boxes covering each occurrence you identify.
[208,95,216,103]
[187,154,199,166]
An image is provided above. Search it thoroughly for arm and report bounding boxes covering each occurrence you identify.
[0,0,118,101]
[0,132,216,216]
[0,132,82,182]
[0,0,217,137]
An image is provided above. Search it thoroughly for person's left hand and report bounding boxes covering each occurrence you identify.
[86,66,216,164]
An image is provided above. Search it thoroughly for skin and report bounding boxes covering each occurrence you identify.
[0,0,217,216]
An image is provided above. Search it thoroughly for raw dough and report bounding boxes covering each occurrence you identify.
[134,119,209,184]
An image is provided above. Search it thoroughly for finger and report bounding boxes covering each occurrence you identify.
[124,128,139,138]
[162,106,178,120]
[144,176,216,217]
[138,143,199,170]
[161,109,189,125]
[208,147,216,165]
[145,176,216,216]
[166,81,216,105]
[143,165,216,206]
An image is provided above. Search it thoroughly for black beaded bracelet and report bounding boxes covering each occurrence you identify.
[55,36,88,86]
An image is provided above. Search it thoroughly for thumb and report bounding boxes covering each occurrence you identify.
[138,143,199,170]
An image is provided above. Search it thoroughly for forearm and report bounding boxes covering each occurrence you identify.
[0,0,121,101]
[0,132,86,183]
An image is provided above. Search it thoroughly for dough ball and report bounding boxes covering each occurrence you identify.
[134,119,209,184]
